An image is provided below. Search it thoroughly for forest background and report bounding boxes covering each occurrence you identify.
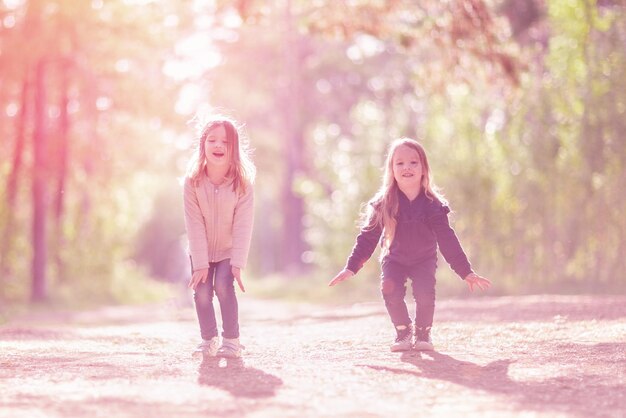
[1,0,624,315]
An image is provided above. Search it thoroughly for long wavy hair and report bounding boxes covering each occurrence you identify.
[361,138,446,254]
[186,115,256,194]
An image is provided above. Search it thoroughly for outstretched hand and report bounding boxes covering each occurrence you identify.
[232,266,245,292]
[328,269,355,286]
[188,268,209,290]
[465,272,491,292]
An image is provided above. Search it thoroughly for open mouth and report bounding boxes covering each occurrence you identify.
[213,152,225,158]
[402,173,413,177]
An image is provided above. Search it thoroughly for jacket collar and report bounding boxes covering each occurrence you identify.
[201,173,234,188]
[398,188,424,204]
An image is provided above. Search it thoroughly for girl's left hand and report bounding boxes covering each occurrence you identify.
[465,273,491,292]
[232,266,245,292]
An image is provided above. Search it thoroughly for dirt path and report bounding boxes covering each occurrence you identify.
[1,295,625,418]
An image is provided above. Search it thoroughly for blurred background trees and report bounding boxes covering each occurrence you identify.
[0,0,624,308]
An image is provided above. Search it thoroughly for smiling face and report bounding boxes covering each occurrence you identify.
[203,124,230,167]
[392,144,423,193]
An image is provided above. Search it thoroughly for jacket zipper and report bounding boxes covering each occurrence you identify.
[211,185,219,262]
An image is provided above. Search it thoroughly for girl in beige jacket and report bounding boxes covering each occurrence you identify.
[183,116,255,359]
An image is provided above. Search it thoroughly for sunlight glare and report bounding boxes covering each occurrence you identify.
[115,59,130,73]
[164,33,222,82]
[327,124,340,137]
[346,45,363,63]
[68,99,80,114]
[3,15,16,28]
[5,103,18,117]
[315,79,331,94]
[175,84,202,116]
[485,108,505,137]
[193,0,217,13]
[96,97,112,111]
[2,0,25,9]
[222,8,242,28]
[347,34,385,63]
[195,14,215,30]
[123,0,156,5]
[175,133,193,151]
[164,14,179,28]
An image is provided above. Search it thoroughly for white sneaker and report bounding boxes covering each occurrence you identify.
[413,327,434,351]
[390,324,413,352]
[192,337,219,358]
[217,337,244,358]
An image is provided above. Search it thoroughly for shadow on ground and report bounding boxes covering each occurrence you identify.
[357,342,626,417]
[198,356,283,398]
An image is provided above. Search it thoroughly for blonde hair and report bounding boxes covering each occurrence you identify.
[186,115,256,194]
[362,138,446,254]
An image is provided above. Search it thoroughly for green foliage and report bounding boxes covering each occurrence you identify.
[0,0,192,307]
[293,0,626,295]
[133,179,187,282]
[2,0,625,312]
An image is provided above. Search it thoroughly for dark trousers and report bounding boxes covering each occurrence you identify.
[380,259,437,329]
[193,259,239,339]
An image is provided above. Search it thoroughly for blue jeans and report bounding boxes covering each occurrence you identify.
[193,259,239,339]
[380,259,437,329]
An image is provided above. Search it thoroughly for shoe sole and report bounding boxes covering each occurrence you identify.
[390,344,412,352]
[192,350,218,359]
[413,342,434,351]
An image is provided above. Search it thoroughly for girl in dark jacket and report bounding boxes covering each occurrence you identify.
[329,138,491,352]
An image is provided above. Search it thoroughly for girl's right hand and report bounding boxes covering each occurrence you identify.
[188,268,209,290]
[464,272,491,292]
[328,269,355,286]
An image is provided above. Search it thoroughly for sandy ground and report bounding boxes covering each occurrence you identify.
[0,294,625,418]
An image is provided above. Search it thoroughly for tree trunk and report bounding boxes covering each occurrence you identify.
[31,59,48,303]
[281,0,306,273]
[78,72,98,236]
[0,78,30,280]
[53,57,71,282]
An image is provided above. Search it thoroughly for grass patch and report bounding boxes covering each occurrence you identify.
[247,268,504,306]
[247,272,380,306]
[0,261,178,323]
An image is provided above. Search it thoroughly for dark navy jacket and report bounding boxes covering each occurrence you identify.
[345,189,473,279]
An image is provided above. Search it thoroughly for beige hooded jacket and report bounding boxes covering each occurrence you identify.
[183,175,254,271]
